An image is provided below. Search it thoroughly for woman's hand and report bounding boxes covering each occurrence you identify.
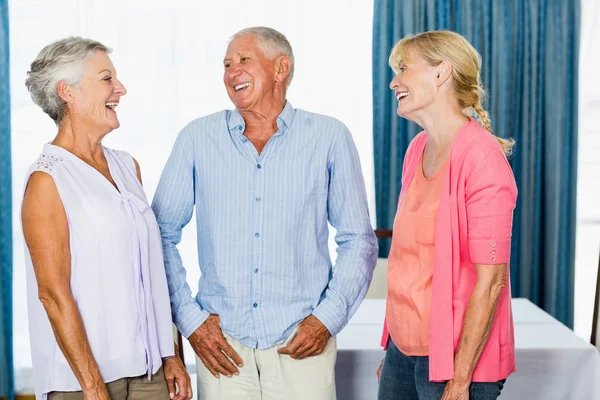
[376,358,384,382]
[441,379,470,400]
[163,355,193,400]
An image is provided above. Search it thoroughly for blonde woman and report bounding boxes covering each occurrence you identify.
[377,31,517,400]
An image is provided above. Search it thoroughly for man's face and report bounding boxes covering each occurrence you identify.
[223,35,277,111]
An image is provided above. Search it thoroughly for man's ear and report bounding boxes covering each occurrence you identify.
[274,55,292,84]
[57,80,74,103]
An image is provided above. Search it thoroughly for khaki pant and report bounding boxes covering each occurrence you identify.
[196,329,337,400]
[48,366,169,400]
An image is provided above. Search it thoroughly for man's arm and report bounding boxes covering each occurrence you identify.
[279,124,378,360]
[152,125,243,377]
[312,125,378,335]
[151,126,209,337]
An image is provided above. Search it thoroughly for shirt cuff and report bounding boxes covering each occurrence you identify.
[174,301,210,338]
[312,296,348,337]
[469,238,511,264]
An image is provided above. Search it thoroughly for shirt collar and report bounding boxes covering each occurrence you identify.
[227,101,295,136]
[276,100,295,131]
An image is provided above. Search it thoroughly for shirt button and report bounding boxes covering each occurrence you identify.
[491,249,496,254]
[238,126,243,130]
[255,197,261,202]
[241,137,248,143]
[257,164,262,169]
[253,303,258,308]
[254,268,259,273]
[491,241,497,248]
[491,256,496,262]
[255,232,260,238]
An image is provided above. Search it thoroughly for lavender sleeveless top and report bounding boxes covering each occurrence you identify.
[23,144,174,399]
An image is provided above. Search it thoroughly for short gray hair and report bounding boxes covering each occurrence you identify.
[231,27,295,87]
[25,37,110,124]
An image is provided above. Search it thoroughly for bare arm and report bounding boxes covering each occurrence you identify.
[132,157,194,398]
[163,342,193,400]
[442,263,507,399]
[133,157,142,185]
[22,172,109,399]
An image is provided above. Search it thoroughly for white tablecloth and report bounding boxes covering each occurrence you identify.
[335,298,600,400]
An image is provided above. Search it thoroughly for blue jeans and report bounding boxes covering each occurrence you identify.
[378,339,505,400]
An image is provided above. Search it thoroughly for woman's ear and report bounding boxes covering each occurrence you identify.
[56,80,74,104]
[436,61,452,86]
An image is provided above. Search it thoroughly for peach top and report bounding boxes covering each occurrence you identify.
[386,154,448,356]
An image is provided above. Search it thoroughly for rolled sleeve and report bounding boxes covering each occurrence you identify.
[466,149,517,265]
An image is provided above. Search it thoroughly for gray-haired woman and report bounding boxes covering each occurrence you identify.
[21,37,192,400]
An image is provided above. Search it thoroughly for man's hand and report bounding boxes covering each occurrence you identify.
[189,314,244,378]
[163,355,193,400]
[441,379,470,400]
[278,315,331,360]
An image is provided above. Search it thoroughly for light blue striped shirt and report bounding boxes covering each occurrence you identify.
[152,101,378,349]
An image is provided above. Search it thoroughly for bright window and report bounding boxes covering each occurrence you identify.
[574,0,600,341]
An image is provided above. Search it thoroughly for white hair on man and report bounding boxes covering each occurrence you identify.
[230,26,295,87]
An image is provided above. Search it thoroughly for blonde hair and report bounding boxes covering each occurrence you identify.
[389,30,515,156]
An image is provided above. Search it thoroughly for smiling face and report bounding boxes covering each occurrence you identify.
[67,50,127,133]
[223,35,279,112]
[389,48,441,121]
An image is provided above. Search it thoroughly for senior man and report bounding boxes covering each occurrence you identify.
[152,26,378,400]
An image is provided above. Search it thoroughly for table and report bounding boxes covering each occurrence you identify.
[335,298,600,400]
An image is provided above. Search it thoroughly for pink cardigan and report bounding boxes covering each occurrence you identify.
[381,118,517,382]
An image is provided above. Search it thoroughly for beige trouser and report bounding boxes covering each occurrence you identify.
[48,366,169,400]
[196,328,337,400]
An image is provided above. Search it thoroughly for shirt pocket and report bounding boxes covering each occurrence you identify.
[284,166,328,208]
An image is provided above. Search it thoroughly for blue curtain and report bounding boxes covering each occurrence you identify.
[0,0,13,398]
[373,0,580,327]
